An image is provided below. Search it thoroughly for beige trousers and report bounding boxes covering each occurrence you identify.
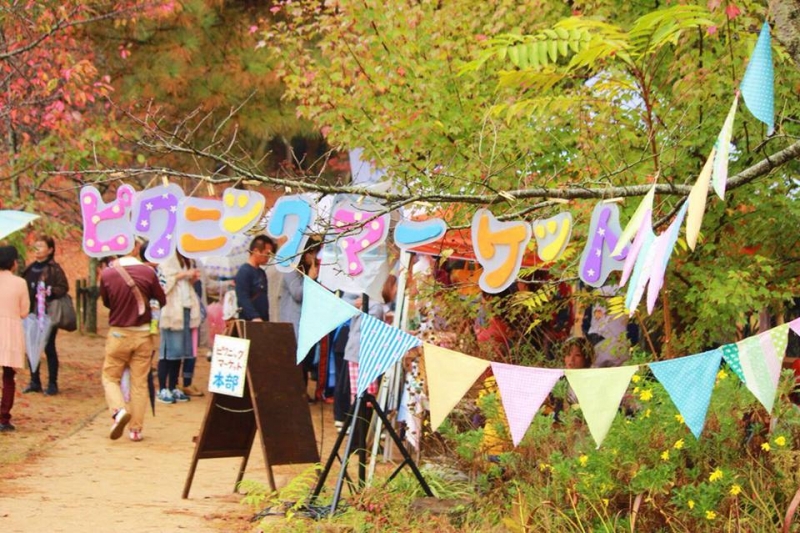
[102,327,154,432]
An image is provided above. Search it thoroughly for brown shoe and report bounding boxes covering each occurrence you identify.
[182,384,205,397]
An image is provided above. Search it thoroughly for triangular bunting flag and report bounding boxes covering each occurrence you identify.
[565,365,638,448]
[491,362,564,447]
[612,185,656,258]
[623,202,688,315]
[789,317,800,337]
[711,95,739,199]
[645,202,688,314]
[296,277,360,364]
[649,349,722,439]
[686,147,716,250]
[620,208,654,289]
[737,324,789,413]
[740,23,774,135]
[721,343,745,383]
[424,344,490,431]
[357,314,421,395]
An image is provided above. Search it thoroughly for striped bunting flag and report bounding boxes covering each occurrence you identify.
[356,314,421,395]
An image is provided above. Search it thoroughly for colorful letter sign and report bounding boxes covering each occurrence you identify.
[471,209,531,294]
[80,184,136,258]
[267,195,316,273]
[579,203,628,288]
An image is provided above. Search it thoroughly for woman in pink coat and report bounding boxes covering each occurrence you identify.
[0,246,30,431]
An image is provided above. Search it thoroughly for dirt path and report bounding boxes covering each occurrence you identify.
[0,314,340,533]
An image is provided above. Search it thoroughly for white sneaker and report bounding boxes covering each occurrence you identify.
[172,388,190,402]
[110,408,131,440]
[157,388,175,404]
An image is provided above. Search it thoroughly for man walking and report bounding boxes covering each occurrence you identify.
[100,242,166,442]
[234,235,275,321]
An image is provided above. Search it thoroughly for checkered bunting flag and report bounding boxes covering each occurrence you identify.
[356,314,421,395]
[491,362,564,447]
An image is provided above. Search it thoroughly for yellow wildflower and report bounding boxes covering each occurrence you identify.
[673,439,684,450]
[538,462,549,472]
[660,450,670,461]
[633,386,640,394]
[706,510,717,520]
[602,498,609,507]
[775,436,787,447]
[730,484,742,496]
[761,442,771,452]
[631,375,641,383]
[675,414,685,424]
[643,408,651,418]
[579,455,589,467]
[688,500,695,509]
[639,389,653,401]
[717,369,728,380]
[709,468,723,482]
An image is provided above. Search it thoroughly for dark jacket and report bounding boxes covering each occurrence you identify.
[23,258,69,314]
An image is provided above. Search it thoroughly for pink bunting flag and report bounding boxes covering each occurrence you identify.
[491,362,564,447]
[788,317,800,337]
[619,208,653,289]
[645,203,688,314]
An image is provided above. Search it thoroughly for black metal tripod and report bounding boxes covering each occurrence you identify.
[310,389,433,514]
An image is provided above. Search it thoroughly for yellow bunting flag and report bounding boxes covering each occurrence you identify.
[423,343,490,431]
[565,365,638,448]
[686,147,716,251]
[611,185,656,258]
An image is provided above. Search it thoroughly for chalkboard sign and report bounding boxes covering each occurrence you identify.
[183,321,320,497]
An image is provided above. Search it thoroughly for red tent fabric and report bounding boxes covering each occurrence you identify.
[410,227,541,267]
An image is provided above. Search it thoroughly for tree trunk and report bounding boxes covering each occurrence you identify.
[86,258,99,334]
[770,0,800,68]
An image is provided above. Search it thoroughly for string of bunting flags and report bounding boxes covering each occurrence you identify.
[289,22,779,450]
[297,274,800,449]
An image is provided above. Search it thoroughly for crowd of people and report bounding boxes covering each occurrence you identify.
[0,229,639,450]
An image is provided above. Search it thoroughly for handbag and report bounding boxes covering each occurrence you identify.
[47,294,77,332]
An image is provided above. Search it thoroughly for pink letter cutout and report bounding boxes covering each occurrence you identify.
[332,202,390,276]
[80,184,136,258]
